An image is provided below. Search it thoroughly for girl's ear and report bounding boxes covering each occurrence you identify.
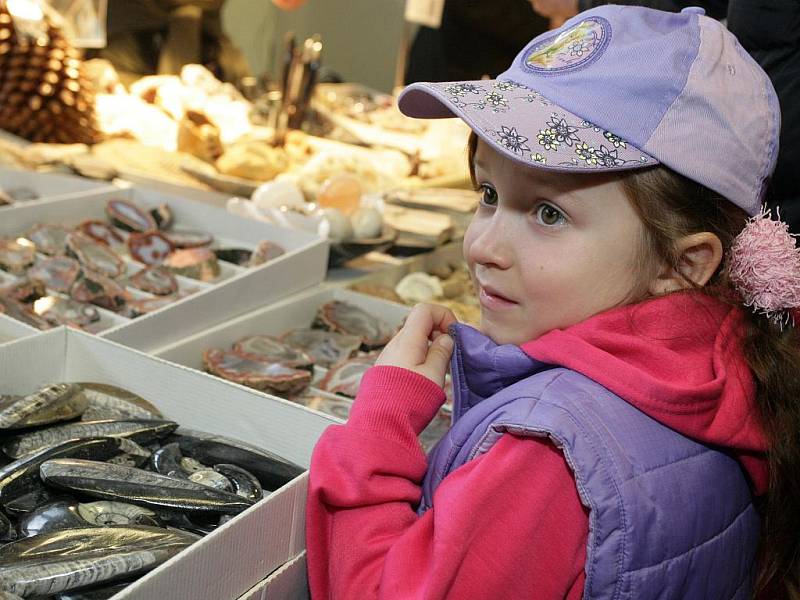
[648,232,724,295]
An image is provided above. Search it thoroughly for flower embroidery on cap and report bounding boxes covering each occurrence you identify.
[546,115,580,146]
[524,17,611,73]
[532,153,547,164]
[494,80,527,91]
[497,126,530,154]
[444,83,481,97]
[575,142,598,165]
[484,91,509,112]
[537,129,560,151]
[593,145,625,167]
[603,131,627,148]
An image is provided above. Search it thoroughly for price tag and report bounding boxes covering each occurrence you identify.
[404,0,445,29]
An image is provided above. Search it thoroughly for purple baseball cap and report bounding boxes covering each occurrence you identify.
[398,5,780,216]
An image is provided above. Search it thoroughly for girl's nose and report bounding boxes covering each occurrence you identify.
[465,213,513,270]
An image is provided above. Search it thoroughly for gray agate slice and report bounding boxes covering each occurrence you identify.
[316,301,395,349]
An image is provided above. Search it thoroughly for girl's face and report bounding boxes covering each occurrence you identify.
[464,140,648,345]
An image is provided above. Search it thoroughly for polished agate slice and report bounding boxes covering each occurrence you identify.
[127,232,174,265]
[28,257,81,293]
[164,248,220,282]
[33,296,101,329]
[279,328,361,368]
[248,240,285,267]
[66,232,125,279]
[232,335,314,370]
[129,265,178,296]
[78,220,125,247]
[70,271,131,312]
[317,356,376,398]
[0,238,36,274]
[315,301,395,349]
[24,224,70,256]
[164,229,213,249]
[106,199,157,232]
[203,348,311,395]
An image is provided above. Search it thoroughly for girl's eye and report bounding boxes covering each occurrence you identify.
[479,185,498,207]
[536,203,566,226]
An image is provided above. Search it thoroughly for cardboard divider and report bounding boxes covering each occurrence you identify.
[0,313,38,345]
[0,166,119,207]
[238,551,309,600]
[0,328,337,600]
[0,184,329,351]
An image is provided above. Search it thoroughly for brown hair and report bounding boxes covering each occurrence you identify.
[468,131,800,597]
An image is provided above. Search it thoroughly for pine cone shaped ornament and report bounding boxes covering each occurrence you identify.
[0,0,100,144]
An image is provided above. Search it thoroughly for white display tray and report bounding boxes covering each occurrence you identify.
[238,551,308,600]
[0,185,329,351]
[0,313,38,345]
[153,286,410,408]
[0,166,118,207]
[0,328,337,600]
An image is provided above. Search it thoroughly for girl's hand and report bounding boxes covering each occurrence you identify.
[375,304,458,389]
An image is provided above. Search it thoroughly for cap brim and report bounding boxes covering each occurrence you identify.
[398,79,659,173]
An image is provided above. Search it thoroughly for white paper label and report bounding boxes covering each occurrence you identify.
[404,0,445,29]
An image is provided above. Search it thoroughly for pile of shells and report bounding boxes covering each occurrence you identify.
[203,300,395,397]
[0,382,303,598]
[0,197,285,331]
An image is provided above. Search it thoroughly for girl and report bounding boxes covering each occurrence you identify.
[307,5,800,598]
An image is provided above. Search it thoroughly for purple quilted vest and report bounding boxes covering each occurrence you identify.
[420,324,759,599]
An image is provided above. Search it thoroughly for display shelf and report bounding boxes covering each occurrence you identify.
[0,328,336,600]
[0,166,119,207]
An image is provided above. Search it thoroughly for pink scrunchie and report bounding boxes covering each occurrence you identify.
[728,208,800,327]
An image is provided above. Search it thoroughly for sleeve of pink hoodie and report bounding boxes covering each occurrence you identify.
[306,365,589,599]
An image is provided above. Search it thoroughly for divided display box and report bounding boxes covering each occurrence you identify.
[0,185,329,352]
[0,166,118,207]
[152,287,411,418]
[0,313,38,345]
[0,328,337,600]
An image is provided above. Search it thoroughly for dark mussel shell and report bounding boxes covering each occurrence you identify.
[33,296,101,329]
[76,383,163,422]
[24,224,70,256]
[105,199,156,232]
[202,348,311,396]
[0,239,36,275]
[66,232,126,279]
[77,220,125,247]
[213,463,262,503]
[129,265,178,296]
[70,271,131,312]
[39,458,255,514]
[248,240,285,267]
[127,231,174,265]
[0,383,87,430]
[28,257,81,293]
[17,499,86,537]
[213,248,251,266]
[231,335,314,370]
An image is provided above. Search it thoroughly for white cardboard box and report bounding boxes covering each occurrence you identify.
[0,166,118,206]
[0,328,336,600]
[0,313,38,345]
[238,552,309,600]
[0,185,329,351]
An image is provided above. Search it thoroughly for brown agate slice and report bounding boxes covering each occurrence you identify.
[248,240,285,267]
[164,230,214,249]
[316,301,395,349]
[318,356,377,398]
[1,278,46,304]
[78,220,125,247]
[32,295,101,329]
[164,248,220,282]
[203,348,312,395]
[124,295,179,317]
[232,335,314,370]
[127,231,174,265]
[66,232,126,279]
[129,265,178,296]
[0,238,36,274]
[106,199,157,232]
[24,224,70,256]
[28,257,81,293]
[280,328,361,368]
[70,271,132,312]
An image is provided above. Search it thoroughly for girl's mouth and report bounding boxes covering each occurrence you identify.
[478,284,518,310]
